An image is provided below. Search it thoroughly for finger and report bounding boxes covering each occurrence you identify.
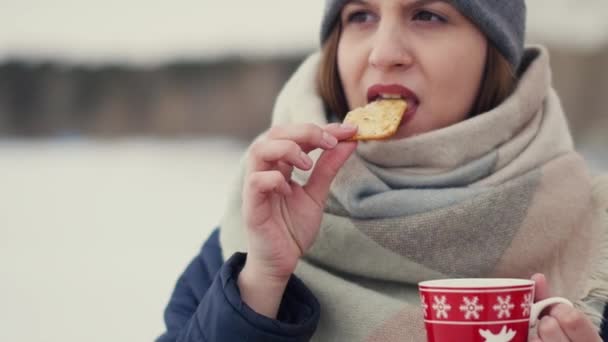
[323,122,358,141]
[244,170,292,206]
[263,123,357,177]
[276,161,294,180]
[266,123,336,152]
[248,139,313,173]
[537,316,570,342]
[266,123,357,152]
[533,273,551,301]
[550,304,601,342]
[304,141,358,207]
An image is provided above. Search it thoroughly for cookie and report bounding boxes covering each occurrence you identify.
[343,99,407,141]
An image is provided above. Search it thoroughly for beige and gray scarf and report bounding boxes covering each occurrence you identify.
[220,46,608,341]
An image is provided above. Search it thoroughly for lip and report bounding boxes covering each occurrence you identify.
[366,84,419,130]
[366,84,419,104]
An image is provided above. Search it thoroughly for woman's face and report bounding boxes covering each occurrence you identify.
[337,0,487,139]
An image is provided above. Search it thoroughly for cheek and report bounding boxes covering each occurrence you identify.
[428,41,486,119]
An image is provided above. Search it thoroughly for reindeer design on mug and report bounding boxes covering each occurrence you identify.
[478,325,517,342]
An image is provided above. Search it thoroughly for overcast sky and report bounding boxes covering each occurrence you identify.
[1,0,607,65]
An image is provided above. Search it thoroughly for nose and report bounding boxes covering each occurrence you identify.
[368,22,413,71]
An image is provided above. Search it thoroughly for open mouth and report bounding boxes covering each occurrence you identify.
[366,84,419,106]
[366,84,419,129]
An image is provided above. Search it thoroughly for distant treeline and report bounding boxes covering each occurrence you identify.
[0,55,303,140]
[0,47,607,147]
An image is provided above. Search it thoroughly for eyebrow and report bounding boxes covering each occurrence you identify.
[346,0,447,9]
[406,0,448,7]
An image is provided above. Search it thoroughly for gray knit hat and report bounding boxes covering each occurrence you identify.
[320,0,526,68]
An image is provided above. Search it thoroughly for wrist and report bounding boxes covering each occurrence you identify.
[240,260,291,288]
[242,253,294,285]
[237,259,291,319]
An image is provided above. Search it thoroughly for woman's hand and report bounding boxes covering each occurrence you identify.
[530,273,601,342]
[238,122,357,318]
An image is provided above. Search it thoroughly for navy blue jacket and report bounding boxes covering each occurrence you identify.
[157,228,608,341]
[156,229,320,342]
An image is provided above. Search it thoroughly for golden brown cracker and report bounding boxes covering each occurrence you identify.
[343,99,407,141]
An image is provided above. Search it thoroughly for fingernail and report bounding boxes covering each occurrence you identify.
[322,132,338,148]
[340,123,357,130]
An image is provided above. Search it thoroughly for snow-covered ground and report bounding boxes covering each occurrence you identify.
[0,138,605,342]
[0,138,246,342]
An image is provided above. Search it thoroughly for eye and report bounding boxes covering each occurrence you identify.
[346,10,377,24]
[412,10,446,23]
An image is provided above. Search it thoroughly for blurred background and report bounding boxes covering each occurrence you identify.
[1,1,607,341]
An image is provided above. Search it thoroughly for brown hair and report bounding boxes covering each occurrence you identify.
[317,23,517,119]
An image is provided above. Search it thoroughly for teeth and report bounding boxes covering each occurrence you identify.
[379,93,403,99]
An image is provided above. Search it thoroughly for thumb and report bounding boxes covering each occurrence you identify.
[304,141,357,206]
[532,273,551,301]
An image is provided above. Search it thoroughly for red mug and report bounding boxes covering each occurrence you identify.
[418,278,573,342]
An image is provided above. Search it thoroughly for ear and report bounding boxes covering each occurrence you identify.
[479,329,490,338]
[500,325,507,334]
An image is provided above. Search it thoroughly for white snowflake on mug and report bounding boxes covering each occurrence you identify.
[459,296,484,320]
[432,296,452,319]
[492,295,515,319]
[520,293,532,317]
[420,295,429,317]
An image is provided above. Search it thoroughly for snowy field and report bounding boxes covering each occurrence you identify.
[0,138,246,342]
[0,138,606,342]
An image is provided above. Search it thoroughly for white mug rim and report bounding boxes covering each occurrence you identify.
[419,278,534,288]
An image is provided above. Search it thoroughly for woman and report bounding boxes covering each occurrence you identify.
[157,1,608,341]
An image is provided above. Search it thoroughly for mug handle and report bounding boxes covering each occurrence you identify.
[529,297,574,327]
